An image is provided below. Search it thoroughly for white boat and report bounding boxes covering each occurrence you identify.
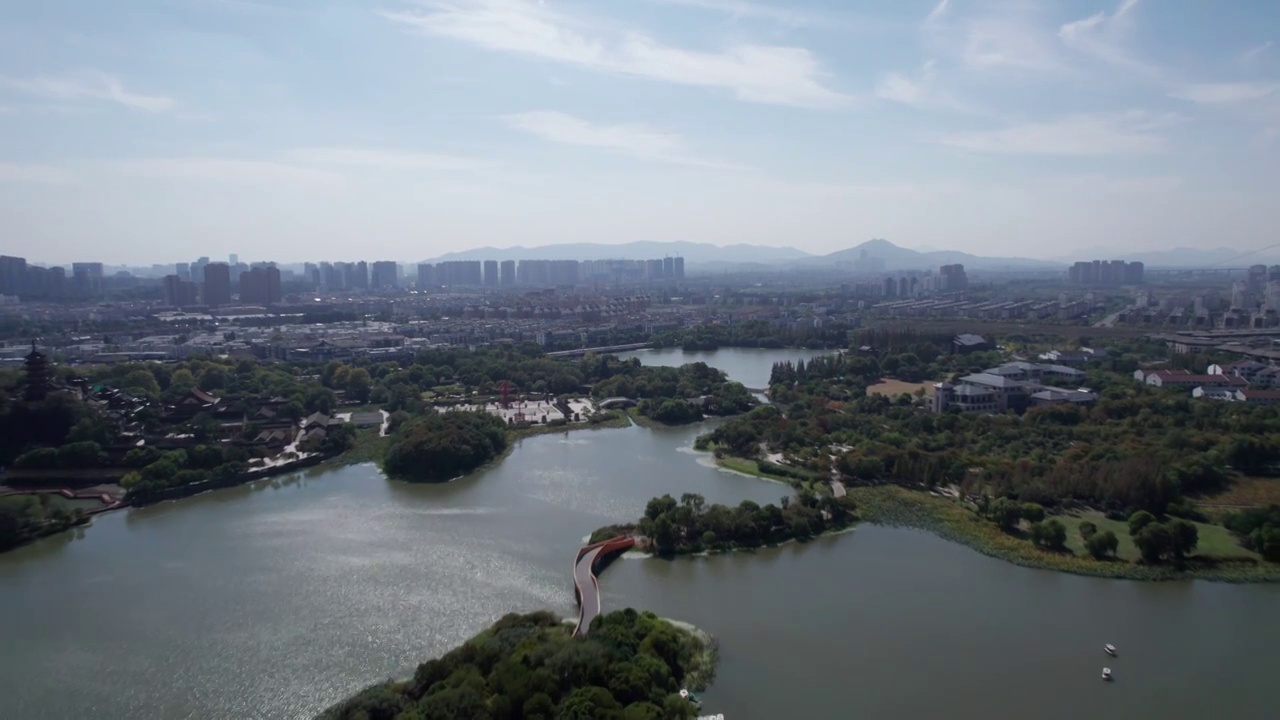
[1101,667,1113,681]
[1104,643,1117,657]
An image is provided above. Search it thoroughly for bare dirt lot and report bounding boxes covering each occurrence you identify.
[868,379,933,398]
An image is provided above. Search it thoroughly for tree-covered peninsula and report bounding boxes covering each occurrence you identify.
[696,331,1280,580]
[593,491,858,554]
[319,609,714,720]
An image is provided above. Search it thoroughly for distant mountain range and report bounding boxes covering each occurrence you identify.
[425,241,809,265]
[425,239,1279,272]
[814,239,1061,271]
[426,239,1061,271]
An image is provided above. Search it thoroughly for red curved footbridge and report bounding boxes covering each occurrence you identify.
[571,535,636,638]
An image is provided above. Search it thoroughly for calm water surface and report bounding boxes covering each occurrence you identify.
[0,348,1275,719]
[616,346,833,389]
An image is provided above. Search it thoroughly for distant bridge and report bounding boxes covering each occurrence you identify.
[546,343,651,359]
[571,535,636,637]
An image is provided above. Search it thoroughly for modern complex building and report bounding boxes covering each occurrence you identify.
[931,362,1094,414]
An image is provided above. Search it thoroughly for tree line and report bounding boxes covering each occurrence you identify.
[320,609,710,720]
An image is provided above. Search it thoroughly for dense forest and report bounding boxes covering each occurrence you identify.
[383,411,509,483]
[601,491,858,555]
[320,609,712,720]
[651,318,853,351]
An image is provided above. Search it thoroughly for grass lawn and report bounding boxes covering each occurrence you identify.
[1199,476,1280,508]
[867,379,932,398]
[1060,510,1260,562]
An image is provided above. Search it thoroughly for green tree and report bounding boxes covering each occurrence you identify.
[1168,519,1199,561]
[1128,510,1157,537]
[1134,523,1173,564]
[1078,521,1098,541]
[1030,519,1067,550]
[1086,530,1119,559]
[989,498,1021,532]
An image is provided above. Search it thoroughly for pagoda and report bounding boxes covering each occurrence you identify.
[23,341,51,402]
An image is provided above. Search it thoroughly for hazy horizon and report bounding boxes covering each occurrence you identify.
[2,0,1277,264]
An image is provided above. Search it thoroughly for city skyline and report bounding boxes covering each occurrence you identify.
[1,0,1278,263]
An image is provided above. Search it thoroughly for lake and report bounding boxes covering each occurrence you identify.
[0,348,1276,719]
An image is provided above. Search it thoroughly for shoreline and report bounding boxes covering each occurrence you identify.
[848,485,1280,583]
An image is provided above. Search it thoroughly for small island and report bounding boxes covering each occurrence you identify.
[593,491,858,555]
[319,609,715,720]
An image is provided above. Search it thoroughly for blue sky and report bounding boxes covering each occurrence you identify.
[1,0,1277,265]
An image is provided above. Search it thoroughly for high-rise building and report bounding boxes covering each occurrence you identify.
[203,262,232,305]
[1069,259,1143,286]
[500,260,516,285]
[192,257,210,284]
[163,275,199,307]
[663,257,675,279]
[436,260,483,285]
[371,261,400,289]
[549,260,580,285]
[939,264,968,292]
[417,263,434,289]
[239,266,281,304]
[229,253,239,266]
[175,262,191,281]
[353,261,369,290]
[883,276,896,298]
[646,259,663,280]
[0,255,27,296]
[674,257,685,279]
[483,260,499,287]
[71,262,104,296]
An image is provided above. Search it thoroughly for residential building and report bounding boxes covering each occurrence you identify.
[952,333,992,354]
[1138,369,1248,389]
[163,275,198,307]
[239,266,281,304]
[484,260,499,287]
[500,260,516,285]
[371,261,399,289]
[203,262,232,306]
[417,263,434,289]
[674,257,685,279]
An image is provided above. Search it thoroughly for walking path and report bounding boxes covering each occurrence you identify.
[571,535,636,637]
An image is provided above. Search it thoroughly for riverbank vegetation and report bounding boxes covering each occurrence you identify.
[848,486,1280,581]
[319,609,713,720]
[0,494,89,551]
[604,491,857,555]
[694,330,1280,579]
[651,318,854,351]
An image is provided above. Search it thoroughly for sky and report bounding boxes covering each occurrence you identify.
[1,0,1278,265]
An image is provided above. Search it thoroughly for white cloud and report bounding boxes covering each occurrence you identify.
[0,71,173,112]
[1240,40,1274,65]
[875,60,970,112]
[938,6,1065,73]
[1170,82,1279,104]
[503,110,738,169]
[935,111,1178,156]
[381,0,848,108]
[1059,0,1159,78]
[925,0,949,26]
[116,158,341,187]
[1038,173,1183,194]
[640,0,826,28]
[289,147,499,173]
[0,162,75,185]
